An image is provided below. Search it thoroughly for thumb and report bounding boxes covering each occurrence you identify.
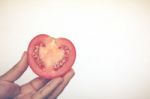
[0,51,28,82]
[0,81,20,98]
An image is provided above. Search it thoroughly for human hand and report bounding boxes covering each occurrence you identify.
[0,52,75,99]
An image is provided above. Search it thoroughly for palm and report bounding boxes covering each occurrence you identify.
[0,80,20,99]
[0,52,74,99]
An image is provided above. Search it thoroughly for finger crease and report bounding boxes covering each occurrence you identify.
[30,82,37,92]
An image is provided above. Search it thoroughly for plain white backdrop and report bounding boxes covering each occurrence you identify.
[0,0,150,99]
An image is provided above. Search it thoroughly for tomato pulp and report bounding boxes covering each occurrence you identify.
[27,34,76,79]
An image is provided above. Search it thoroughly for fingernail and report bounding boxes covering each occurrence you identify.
[68,69,75,77]
[21,51,27,59]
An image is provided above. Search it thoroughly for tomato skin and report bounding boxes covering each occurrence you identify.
[27,34,76,79]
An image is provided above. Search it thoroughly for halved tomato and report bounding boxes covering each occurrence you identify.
[27,34,76,79]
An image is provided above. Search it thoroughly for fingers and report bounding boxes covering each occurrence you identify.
[32,77,63,99]
[29,77,50,91]
[48,69,75,99]
[15,77,50,99]
[21,77,49,94]
[0,52,28,82]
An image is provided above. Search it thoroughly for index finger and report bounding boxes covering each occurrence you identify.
[0,52,28,82]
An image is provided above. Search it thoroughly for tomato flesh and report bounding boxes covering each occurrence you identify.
[27,34,76,79]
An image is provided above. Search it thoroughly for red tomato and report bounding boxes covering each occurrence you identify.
[27,34,76,79]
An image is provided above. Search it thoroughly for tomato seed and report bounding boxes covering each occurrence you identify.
[59,61,63,66]
[61,59,66,63]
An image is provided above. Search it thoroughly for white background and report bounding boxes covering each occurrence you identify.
[0,0,150,99]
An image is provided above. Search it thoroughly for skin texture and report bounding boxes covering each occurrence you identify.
[0,52,75,99]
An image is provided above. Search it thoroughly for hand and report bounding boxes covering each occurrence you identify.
[0,52,75,99]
